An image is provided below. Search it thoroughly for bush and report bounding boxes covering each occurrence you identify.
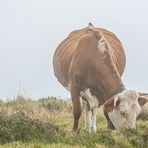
[138,103,148,120]
[0,111,58,143]
[39,97,72,112]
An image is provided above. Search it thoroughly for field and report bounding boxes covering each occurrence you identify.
[0,96,147,148]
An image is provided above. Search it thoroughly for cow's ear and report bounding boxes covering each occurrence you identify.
[138,96,148,106]
[104,95,120,112]
[113,95,120,107]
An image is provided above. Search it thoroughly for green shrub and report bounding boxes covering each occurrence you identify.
[138,104,148,120]
[39,97,72,112]
[0,111,58,143]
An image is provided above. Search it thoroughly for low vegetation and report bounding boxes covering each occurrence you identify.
[0,96,147,148]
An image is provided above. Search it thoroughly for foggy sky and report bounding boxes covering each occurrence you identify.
[0,0,148,100]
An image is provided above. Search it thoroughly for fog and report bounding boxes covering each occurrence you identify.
[0,0,148,99]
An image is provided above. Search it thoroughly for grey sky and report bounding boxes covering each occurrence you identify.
[0,0,148,100]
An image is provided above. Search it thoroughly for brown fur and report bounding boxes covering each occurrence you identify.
[53,24,126,130]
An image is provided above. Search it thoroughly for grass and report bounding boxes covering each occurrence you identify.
[0,96,147,148]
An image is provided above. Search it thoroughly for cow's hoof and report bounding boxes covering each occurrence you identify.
[84,127,91,132]
[72,128,81,133]
[107,124,115,130]
[91,126,97,132]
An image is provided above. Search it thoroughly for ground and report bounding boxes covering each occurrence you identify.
[0,96,147,148]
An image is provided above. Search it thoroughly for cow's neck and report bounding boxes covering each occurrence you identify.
[96,52,126,100]
[112,85,126,96]
[98,76,125,100]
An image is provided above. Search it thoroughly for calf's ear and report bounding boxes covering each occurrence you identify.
[138,96,148,106]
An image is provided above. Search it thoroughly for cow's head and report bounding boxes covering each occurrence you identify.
[104,90,148,129]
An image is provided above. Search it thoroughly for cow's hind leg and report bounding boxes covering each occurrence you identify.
[71,87,81,131]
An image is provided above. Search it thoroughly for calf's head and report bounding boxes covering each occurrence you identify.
[104,90,148,129]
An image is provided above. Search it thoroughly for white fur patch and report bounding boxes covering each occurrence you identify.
[97,37,107,53]
[83,101,92,132]
[81,88,98,132]
[83,101,97,132]
[91,108,97,132]
[108,90,141,129]
[108,109,127,129]
[80,88,98,109]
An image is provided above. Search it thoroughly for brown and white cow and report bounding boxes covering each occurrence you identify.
[53,23,148,132]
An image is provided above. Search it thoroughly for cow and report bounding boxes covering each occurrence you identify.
[53,23,148,132]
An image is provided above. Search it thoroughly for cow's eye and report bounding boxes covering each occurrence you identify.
[120,111,126,116]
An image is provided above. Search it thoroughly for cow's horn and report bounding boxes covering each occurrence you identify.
[139,92,148,96]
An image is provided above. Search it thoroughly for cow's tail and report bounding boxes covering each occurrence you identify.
[87,23,102,41]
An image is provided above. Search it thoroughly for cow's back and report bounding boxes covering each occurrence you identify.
[53,26,126,89]
[53,28,87,88]
[97,28,126,76]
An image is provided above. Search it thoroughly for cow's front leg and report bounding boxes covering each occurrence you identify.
[83,100,92,132]
[91,107,97,132]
